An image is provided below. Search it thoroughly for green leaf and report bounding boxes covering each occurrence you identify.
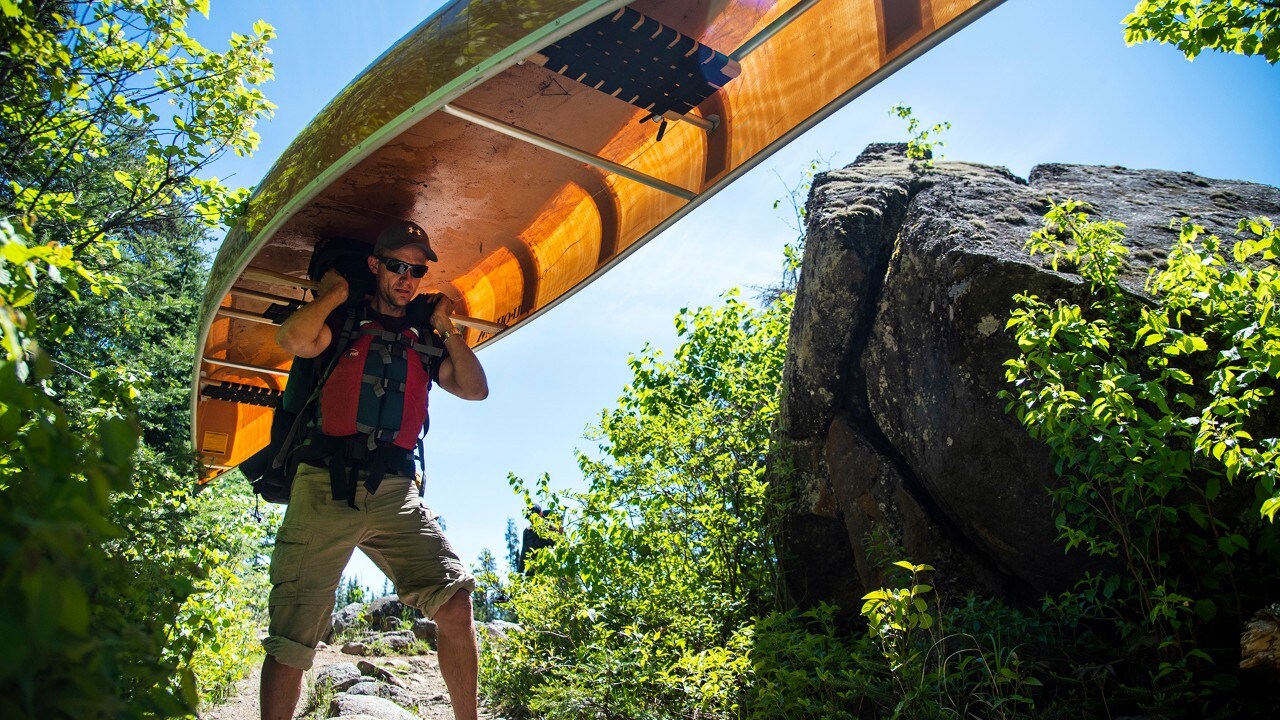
[1261,496,1280,522]
[1103,574,1121,598]
[98,416,137,467]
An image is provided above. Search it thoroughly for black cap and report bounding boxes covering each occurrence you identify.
[374,220,437,262]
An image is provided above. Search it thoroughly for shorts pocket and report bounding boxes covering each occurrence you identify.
[269,524,310,586]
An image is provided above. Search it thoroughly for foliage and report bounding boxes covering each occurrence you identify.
[1003,200,1280,714]
[744,604,880,720]
[0,218,163,718]
[299,676,339,720]
[0,2,276,715]
[336,575,370,610]
[0,0,276,249]
[169,477,271,706]
[471,548,515,623]
[481,289,791,719]
[745,578,1049,720]
[0,217,272,716]
[862,561,937,682]
[1125,0,1280,63]
[889,103,950,171]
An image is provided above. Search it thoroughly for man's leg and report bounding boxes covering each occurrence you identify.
[360,475,478,720]
[260,655,304,720]
[435,588,479,720]
[259,463,363,720]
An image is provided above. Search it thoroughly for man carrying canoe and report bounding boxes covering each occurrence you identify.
[261,220,488,720]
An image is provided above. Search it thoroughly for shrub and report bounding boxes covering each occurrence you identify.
[1004,202,1280,715]
[481,291,790,719]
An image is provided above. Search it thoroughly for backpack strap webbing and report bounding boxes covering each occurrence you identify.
[327,440,415,509]
[357,325,445,359]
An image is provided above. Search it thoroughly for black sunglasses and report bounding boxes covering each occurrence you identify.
[376,256,429,278]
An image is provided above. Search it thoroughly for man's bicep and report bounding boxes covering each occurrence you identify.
[436,356,460,396]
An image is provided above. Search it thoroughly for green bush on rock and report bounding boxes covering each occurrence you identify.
[1003,200,1280,714]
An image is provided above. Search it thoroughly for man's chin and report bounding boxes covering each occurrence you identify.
[377,290,414,309]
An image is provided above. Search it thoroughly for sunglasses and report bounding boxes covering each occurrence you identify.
[376,256,429,278]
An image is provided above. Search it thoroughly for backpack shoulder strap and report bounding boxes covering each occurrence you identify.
[270,302,366,470]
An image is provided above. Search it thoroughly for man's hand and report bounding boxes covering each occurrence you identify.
[430,293,456,334]
[430,292,488,401]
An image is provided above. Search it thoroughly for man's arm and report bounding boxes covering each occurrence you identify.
[276,270,348,358]
[431,295,488,401]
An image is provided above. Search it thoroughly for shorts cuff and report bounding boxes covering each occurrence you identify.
[415,575,477,619]
[263,633,318,671]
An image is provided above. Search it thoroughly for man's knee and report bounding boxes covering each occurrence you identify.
[435,588,473,631]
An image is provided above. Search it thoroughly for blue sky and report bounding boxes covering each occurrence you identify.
[191,0,1279,591]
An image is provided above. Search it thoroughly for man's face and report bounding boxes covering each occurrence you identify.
[368,245,430,308]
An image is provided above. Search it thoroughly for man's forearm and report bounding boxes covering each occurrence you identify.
[442,333,488,400]
[277,290,345,357]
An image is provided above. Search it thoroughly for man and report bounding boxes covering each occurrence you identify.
[516,504,557,576]
[261,220,488,720]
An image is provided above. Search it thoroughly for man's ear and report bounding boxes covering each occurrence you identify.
[367,255,379,275]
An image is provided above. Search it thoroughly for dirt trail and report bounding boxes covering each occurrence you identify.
[200,642,498,720]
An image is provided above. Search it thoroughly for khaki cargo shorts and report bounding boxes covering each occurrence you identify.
[263,463,475,670]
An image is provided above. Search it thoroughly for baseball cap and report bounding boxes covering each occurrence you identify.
[374,220,438,262]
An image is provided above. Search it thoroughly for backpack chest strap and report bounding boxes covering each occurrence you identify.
[362,373,408,397]
[358,325,445,360]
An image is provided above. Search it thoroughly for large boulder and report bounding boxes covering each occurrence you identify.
[346,680,416,709]
[366,595,419,631]
[410,617,437,646]
[313,662,363,693]
[331,601,364,637]
[772,143,1280,608]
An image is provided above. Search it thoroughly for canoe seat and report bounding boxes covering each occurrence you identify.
[537,7,740,120]
[202,381,282,408]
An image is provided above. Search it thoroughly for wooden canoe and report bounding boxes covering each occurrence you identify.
[193,0,1003,480]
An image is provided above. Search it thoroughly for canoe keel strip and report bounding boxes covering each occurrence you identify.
[194,0,1001,480]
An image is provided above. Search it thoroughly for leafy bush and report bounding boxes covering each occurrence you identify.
[746,570,1053,720]
[745,604,883,719]
[0,3,276,714]
[481,290,790,719]
[0,217,273,716]
[1003,201,1280,715]
[0,219,167,718]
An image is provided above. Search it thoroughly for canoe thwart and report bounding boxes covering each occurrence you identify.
[441,103,697,200]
